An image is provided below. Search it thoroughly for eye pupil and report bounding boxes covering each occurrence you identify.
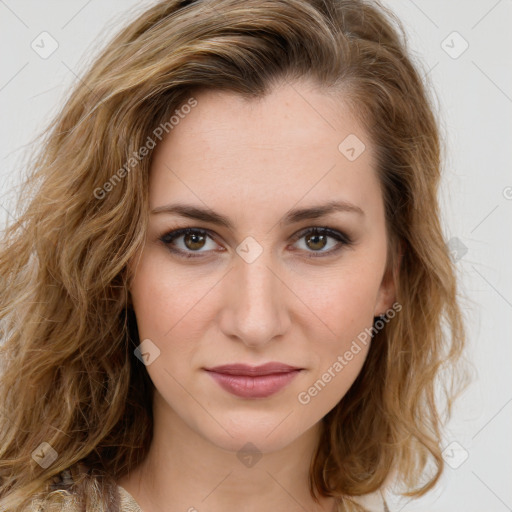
[162,226,348,259]
[185,232,206,250]
[305,233,327,251]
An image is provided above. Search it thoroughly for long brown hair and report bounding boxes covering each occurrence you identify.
[0,0,468,510]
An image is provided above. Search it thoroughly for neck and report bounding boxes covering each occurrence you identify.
[117,391,337,512]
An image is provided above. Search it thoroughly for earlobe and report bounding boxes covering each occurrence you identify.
[374,265,396,317]
[374,240,402,316]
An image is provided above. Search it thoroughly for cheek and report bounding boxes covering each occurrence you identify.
[291,280,376,416]
[130,248,213,338]
[290,260,382,398]
[129,249,229,391]
[293,262,383,339]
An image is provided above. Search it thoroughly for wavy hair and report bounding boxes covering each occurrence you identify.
[0,0,468,510]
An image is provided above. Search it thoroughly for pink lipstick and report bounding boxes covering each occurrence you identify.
[204,363,302,399]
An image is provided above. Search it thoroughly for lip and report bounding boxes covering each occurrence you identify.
[204,363,303,399]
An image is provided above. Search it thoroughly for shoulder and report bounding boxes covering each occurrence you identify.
[27,492,80,512]
[27,470,140,512]
[27,469,79,511]
[118,485,143,511]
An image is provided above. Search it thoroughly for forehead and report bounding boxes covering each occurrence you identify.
[153,80,368,161]
[148,80,381,225]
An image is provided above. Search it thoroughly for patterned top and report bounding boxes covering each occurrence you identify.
[117,486,143,511]
[31,470,389,511]
[117,485,390,512]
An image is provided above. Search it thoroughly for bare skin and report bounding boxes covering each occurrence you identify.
[117,78,396,512]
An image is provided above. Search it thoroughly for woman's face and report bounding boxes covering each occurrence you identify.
[129,79,396,454]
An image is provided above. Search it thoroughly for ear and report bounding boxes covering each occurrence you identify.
[374,240,403,316]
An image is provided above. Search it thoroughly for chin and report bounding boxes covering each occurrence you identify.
[208,430,294,456]
[196,411,314,455]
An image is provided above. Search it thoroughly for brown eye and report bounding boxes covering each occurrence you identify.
[183,231,206,250]
[160,228,219,258]
[160,226,352,260]
[291,227,353,258]
[304,232,328,251]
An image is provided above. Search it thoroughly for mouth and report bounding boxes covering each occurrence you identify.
[203,363,303,399]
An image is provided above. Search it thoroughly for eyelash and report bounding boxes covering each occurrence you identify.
[159,226,353,260]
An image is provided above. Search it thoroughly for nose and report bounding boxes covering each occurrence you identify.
[217,250,291,349]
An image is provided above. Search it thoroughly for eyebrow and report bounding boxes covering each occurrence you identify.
[151,200,364,229]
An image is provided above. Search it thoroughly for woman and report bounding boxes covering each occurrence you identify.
[0,0,467,510]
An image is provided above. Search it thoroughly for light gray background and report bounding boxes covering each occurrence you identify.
[1,1,511,510]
